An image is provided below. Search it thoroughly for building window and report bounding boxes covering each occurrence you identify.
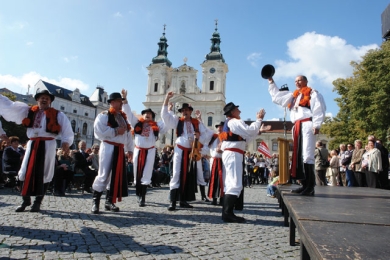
[272,141,278,151]
[71,120,76,133]
[85,112,88,116]
[210,81,214,91]
[60,105,65,111]
[82,123,87,135]
[207,116,213,127]
[154,83,158,92]
[104,97,107,103]
[73,109,77,114]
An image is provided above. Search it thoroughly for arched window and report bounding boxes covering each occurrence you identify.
[207,116,213,127]
[154,83,158,92]
[180,81,186,94]
[82,122,87,135]
[272,141,278,151]
[71,120,76,133]
[210,81,214,91]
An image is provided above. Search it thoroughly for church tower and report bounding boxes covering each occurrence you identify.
[143,22,228,147]
[200,19,228,129]
[143,25,173,121]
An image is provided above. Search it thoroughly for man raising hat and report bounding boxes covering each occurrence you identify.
[91,92,134,214]
[121,89,169,207]
[161,91,212,211]
[220,102,268,223]
[0,89,74,212]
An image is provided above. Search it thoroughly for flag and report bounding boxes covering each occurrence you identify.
[257,141,272,158]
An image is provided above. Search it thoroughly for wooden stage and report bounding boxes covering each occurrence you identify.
[277,184,390,260]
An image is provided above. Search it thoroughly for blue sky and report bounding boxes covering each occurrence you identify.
[1,0,389,121]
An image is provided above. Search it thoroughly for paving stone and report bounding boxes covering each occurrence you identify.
[0,185,300,259]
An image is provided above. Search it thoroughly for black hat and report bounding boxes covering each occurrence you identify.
[107,92,125,103]
[215,121,225,128]
[261,64,275,79]
[178,103,193,113]
[141,108,156,118]
[223,102,239,115]
[34,89,55,102]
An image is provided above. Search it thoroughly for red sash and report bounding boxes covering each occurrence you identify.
[135,145,155,181]
[224,148,245,154]
[290,118,311,178]
[209,157,224,197]
[177,144,192,193]
[104,140,124,203]
[22,137,54,196]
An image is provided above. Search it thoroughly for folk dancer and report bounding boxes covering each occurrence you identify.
[207,121,225,206]
[91,92,134,214]
[0,90,73,212]
[121,89,169,207]
[161,91,212,211]
[220,102,267,223]
[267,75,326,195]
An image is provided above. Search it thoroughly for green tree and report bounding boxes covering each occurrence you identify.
[0,92,29,144]
[321,40,390,150]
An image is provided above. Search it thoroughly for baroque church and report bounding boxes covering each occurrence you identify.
[143,23,227,146]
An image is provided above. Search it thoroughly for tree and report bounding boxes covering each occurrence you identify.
[0,92,29,144]
[321,40,390,150]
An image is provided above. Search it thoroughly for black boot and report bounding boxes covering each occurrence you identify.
[168,189,177,211]
[30,183,49,212]
[179,201,193,208]
[30,195,44,212]
[91,190,103,214]
[222,194,245,223]
[15,196,31,212]
[139,185,147,207]
[211,198,218,206]
[105,191,120,212]
[200,185,210,202]
[301,164,315,196]
[219,196,224,206]
[291,178,307,193]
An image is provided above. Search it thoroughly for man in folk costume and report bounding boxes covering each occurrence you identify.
[220,102,266,223]
[161,91,212,211]
[207,121,225,206]
[91,92,134,214]
[267,75,326,195]
[121,89,169,207]
[0,90,74,212]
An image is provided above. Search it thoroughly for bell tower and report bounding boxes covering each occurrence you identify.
[144,25,173,114]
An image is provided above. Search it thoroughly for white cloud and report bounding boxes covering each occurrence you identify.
[274,32,379,87]
[247,52,261,67]
[0,72,89,93]
[62,56,78,63]
[114,12,122,18]
[325,112,333,118]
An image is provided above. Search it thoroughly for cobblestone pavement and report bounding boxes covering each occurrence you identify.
[0,185,300,260]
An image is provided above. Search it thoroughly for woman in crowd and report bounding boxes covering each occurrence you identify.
[349,140,366,187]
[329,150,339,186]
[360,140,382,188]
[54,146,75,196]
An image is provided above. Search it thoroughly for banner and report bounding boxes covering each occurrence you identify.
[257,141,271,158]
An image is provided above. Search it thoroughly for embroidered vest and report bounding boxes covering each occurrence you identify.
[176,118,199,137]
[104,110,131,132]
[208,134,219,147]
[22,107,61,134]
[219,119,245,142]
[134,120,159,139]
